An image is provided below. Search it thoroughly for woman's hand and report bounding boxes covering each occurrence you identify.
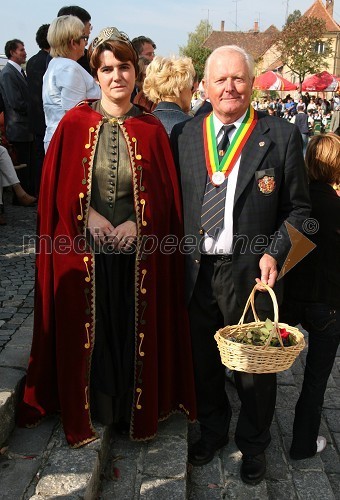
[87,207,115,244]
[107,220,137,251]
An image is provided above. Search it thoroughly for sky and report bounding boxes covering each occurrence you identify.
[0,0,339,60]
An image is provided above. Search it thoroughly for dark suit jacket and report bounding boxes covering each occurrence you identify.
[26,49,49,136]
[0,62,33,142]
[171,111,311,310]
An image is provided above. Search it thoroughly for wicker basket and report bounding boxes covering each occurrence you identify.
[214,283,305,374]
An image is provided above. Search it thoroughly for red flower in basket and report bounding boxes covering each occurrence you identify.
[279,327,290,340]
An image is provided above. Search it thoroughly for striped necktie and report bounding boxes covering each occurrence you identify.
[201,124,235,238]
[21,69,27,80]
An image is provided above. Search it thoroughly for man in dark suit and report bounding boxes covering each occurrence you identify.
[0,39,34,195]
[171,45,310,484]
[26,24,50,194]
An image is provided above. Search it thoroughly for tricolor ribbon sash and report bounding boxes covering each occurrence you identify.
[203,106,258,186]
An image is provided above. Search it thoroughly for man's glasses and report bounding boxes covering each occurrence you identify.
[79,36,89,42]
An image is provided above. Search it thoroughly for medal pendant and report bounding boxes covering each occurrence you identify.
[212,172,225,186]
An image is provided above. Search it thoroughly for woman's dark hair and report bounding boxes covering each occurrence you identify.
[89,40,139,77]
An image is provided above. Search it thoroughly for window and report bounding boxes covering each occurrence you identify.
[315,42,325,54]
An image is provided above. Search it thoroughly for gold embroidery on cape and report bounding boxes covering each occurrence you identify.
[140,269,147,294]
[138,333,145,356]
[136,388,142,409]
[85,127,95,148]
[77,192,85,220]
[85,386,89,410]
[140,199,147,226]
[179,403,190,415]
[81,157,88,185]
[84,323,91,348]
[132,137,142,160]
[83,257,91,282]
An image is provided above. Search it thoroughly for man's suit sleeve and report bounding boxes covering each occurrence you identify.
[1,70,28,115]
[265,124,311,266]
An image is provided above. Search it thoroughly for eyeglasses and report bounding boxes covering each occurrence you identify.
[79,36,89,42]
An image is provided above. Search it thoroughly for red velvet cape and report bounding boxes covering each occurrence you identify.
[18,102,196,447]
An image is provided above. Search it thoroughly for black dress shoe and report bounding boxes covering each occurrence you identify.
[240,452,266,485]
[189,434,229,466]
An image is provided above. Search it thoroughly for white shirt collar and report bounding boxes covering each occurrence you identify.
[212,109,248,137]
[8,60,23,73]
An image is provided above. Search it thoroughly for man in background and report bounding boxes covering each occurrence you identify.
[26,24,50,194]
[0,39,35,197]
[131,36,156,62]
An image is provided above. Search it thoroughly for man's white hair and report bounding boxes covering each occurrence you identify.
[204,45,254,81]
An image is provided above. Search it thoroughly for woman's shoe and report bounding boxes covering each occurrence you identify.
[316,436,327,453]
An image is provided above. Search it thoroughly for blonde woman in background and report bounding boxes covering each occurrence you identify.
[43,15,101,150]
[143,55,195,135]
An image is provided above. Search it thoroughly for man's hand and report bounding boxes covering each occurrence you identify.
[255,254,278,291]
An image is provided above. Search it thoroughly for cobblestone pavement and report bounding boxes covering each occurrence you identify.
[1,191,339,499]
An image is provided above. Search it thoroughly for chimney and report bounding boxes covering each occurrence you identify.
[254,21,259,32]
[221,20,225,32]
[326,0,334,17]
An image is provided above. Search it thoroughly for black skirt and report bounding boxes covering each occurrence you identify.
[90,251,135,425]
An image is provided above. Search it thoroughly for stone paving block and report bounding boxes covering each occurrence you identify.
[270,420,284,448]
[333,433,340,453]
[0,345,30,369]
[292,471,335,499]
[34,443,103,499]
[328,474,340,500]
[321,444,340,474]
[144,436,187,478]
[189,456,222,487]
[189,484,222,499]
[266,479,297,499]
[0,456,41,500]
[156,414,187,437]
[266,445,290,480]
[324,410,340,433]
[275,408,295,436]
[221,475,268,499]
[140,478,186,499]
[324,388,340,409]
[99,453,140,499]
[290,357,306,376]
[0,367,25,446]
[277,369,295,386]
[221,439,242,477]
[276,385,300,410]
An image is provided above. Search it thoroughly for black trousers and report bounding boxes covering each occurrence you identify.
[290,303,339,458]
[188,255,277,455]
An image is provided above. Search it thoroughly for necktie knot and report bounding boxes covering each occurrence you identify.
[217,124,235,161]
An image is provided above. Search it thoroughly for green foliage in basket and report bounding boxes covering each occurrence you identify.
[230,319,297,347]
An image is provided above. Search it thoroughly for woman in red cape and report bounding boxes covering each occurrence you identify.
[18,27,196,447]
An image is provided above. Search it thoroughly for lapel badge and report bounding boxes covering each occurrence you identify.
[258,175,276,195]
[259,141,265,147]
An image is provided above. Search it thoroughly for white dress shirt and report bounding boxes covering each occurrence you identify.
[203,110,247,254]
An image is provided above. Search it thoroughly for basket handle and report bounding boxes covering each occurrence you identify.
[238,283,284,349]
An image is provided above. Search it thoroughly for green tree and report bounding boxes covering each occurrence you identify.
[277,16,333,88]
[179,20,212,81]
[285,10,301,27]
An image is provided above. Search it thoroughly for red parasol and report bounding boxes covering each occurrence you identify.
[253,71,298,91]
[302,71,339,92]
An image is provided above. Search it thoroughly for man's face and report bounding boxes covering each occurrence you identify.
[140,42,155,61]
[203,50,254,123]
[10,43,27,65]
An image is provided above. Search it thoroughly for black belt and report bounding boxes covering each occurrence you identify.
[204,254,232,262]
